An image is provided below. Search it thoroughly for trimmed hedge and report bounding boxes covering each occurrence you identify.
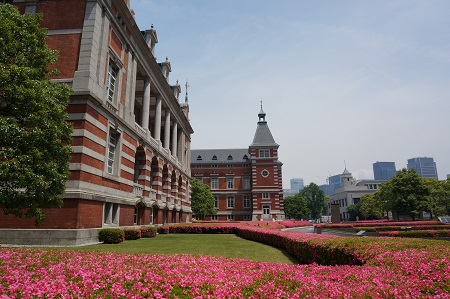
[379,229,450,238]
[158,226,170,234]
[165,225,237,234]
[140,226,157,238]
[234,227,363,266]
[124,228,141,240]
[98,228,124,244]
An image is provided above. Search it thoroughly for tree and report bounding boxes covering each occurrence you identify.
[283,193,309,220]
[346,203,361,221]
[190,178,216,220]
[300,183,326,220]
[375,169,428,220]
[359,194,383,220]
[0,5,73,225]
[423,178,450,218]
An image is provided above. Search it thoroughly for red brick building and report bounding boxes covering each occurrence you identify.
[191,107,284,221]
[0,0,193,245]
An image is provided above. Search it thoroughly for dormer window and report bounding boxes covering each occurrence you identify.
[197,155,202,161]
[212,155,217,160]
[227,155,233,160]
[243,154,248,160]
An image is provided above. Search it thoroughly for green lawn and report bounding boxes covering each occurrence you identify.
[68,234,297,264]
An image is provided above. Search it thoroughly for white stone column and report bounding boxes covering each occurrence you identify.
[164,110,171,150]
[142,79,150,130]
[154,96,162,140]
[171,122,178,157]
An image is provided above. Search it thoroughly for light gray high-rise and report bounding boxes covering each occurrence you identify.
[290,178,304,193]
[373,162,397,180]
[407,157,438,179]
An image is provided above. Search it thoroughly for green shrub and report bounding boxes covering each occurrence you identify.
[98,228,124,244]
[124,228,141,240]
[140,227,157,238]
[158,226,170,234]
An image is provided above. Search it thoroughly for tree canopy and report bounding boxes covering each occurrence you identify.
[190,178,216,220]
[300,183,326,220]
[0,5,73,225]
[283,193,309,220]
[375,169,429,220]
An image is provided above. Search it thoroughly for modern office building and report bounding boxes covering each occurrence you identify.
[1,0,193,245]
[191,108,284,221]
[373,162,397,180]
[407,157,438,179]
[290,178,304,193]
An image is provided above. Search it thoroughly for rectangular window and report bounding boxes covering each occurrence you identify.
[214,196,219,209]
[259,149,270,158]
[262,193,269,200]
[103,202,119,225]
[227,196,234,208]
[107,129,119,174]
[211,178,218,190]
[244,215,252,221]
[227,215,234,221]
[106,62,118,102]
[211,215,218,221]
[243,177,250,189]
[227,177,234,189]
[134,207,139,225]
[243,195,251,208]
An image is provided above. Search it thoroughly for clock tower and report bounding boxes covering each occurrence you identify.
[249,105,284,220]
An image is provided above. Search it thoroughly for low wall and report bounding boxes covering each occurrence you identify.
[0,228,101,246]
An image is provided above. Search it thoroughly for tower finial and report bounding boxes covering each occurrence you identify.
[258,100,266,122]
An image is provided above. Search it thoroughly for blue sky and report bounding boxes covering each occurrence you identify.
[132,0,450,188]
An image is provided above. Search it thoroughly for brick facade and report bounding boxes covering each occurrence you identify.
[1,0,193,244]
[191,109,284,221]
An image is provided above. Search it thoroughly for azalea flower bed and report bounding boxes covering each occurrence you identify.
[360,225,450,232]
[1,226,449,298]
[379,229,450,238]
[318,220,445,229]
[279,220,313,228]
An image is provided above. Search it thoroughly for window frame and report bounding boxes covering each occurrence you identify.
[211,177,218,190]
[106,61,119,103]
[106,128,121,176]
[227,196,235,209]
[243,177,251,189]
[227,177,234,189]
[259,149,270,158]
[214,196,219,209]
[243,195,251,208]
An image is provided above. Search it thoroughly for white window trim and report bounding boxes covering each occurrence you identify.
[243,195,251,208]
[211,178,218,190]
[227,196,235,209]
[259,149,270,158]
[227,177,234,189]
[104,125,122,179]
[214,196,219,209]
[103,202,119,227]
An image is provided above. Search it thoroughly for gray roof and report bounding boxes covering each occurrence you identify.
[250,121,279,147]
[191,148,250,164]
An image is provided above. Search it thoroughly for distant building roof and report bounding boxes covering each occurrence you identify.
[191,148,250,164]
